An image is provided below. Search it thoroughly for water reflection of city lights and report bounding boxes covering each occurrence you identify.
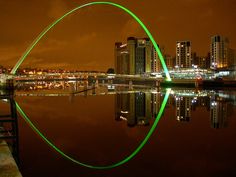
[211,102,217,106]
[121,111,129,114]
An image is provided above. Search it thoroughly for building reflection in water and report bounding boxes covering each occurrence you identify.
[115,89,235,129]
[210,94,234,129]
[115,92,163,127]
[175,96,192,122]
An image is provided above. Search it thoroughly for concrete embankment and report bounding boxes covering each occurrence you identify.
[0,136,22,177]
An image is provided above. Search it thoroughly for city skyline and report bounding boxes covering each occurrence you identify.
[0,0,236,71]
[115,35,235,76]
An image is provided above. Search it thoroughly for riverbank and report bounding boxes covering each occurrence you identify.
[0,129,22,177]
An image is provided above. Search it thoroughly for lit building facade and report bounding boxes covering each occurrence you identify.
[210,35,235,68]
[151,46,159,73]
[135,38,152,74]
[199,55,210,69]
[151,46,172,72]
[228,48,236,67]
[176,41,192,68]
[151,46,164,73]
[192,52,210,69]
[165,55,174,70]
[114,43,129,74]
[115,37,152,75]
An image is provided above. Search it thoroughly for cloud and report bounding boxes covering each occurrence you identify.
[181,0,211,3]
[31,38,68,54]
[75,32,97,44]
[200,9,214,18]
[35,62,72,69]
[1,31,102,69]
[0,38,69,67]
[121,19,145,39]
[0,47,23,66]
[19,55,74,69]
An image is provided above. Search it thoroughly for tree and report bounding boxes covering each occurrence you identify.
[107,68,115,74]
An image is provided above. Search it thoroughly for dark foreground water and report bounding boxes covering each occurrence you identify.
[1,86,236,177]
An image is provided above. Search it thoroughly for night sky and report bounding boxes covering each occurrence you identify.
[0,0,235,71]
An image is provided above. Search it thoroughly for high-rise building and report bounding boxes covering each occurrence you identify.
[127,37,136,74]
[151,46,172,72]
[210,35,235,68]
[114,43,129,74]
[192,52,199,66]
[151,46,159,73]
[192,52,211,69]
[199,56,210,69]
[135,38,152,74]
[151,46,164,73]
[228,48,236,68]
[176,41,192,68]
[165,55,174,70]
[115,37,152,75]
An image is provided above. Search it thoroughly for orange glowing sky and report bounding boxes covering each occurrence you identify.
[0,0,235,71]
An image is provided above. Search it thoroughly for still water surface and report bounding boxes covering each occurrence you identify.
[1,84,236,177]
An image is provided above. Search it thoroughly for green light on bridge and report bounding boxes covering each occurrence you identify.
[12,1,172,169]
[15,89,170,169]
[10,1,171,81]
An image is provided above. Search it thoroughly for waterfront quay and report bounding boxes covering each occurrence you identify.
[0,139,22,177]
[1,71,236,89]
[13,72,236,88]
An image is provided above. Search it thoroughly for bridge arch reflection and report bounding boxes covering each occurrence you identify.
[15,89,170,169]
